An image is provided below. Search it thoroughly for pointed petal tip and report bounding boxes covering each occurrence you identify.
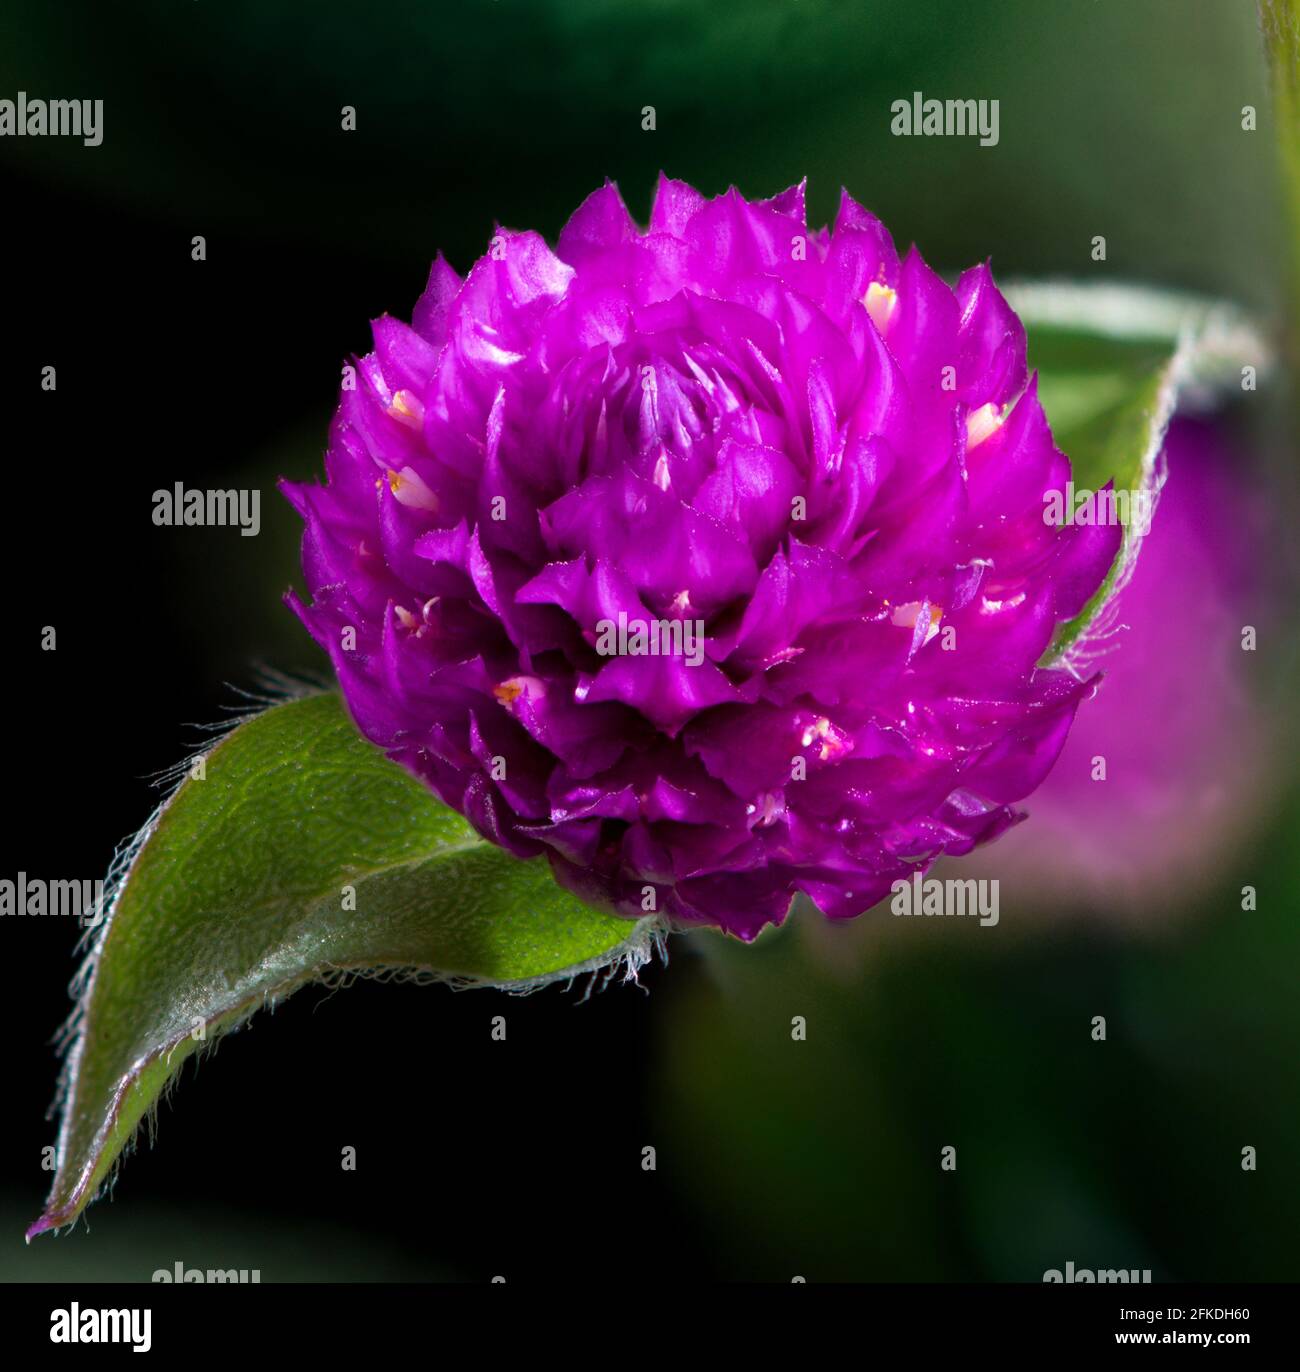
[277,476,312,521]
[25,1213,56,1242]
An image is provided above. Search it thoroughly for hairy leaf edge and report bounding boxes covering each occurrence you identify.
[29,688,667,1239]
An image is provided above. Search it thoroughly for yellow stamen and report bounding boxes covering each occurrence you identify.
[890,601,944,645]
[799,716,851,762]
[864,281,898,334]
[389,389,425,429]
[493,678,526,706]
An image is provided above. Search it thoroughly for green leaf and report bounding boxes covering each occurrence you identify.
[1003,281,1268,658]
[30,691,655,1239]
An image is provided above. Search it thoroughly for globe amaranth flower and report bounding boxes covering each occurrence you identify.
[283,176,1120,940]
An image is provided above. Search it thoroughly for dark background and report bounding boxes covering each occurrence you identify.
[2,0,1296,1282]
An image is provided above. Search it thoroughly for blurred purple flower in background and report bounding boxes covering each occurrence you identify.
[284,177,1121,938]
[946,415,1268,915]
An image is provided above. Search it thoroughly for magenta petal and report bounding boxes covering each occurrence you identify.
[412,252,464,348]
[650,172,707,237]
[954,262,1028,407]
[1048,489,1125,619]
[557,181,639,267]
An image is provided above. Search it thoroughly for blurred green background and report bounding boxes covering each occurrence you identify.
[3,0,1295,1282]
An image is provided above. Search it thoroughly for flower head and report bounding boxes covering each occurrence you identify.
[283,177,1119,939]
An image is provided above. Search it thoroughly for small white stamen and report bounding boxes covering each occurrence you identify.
[966,402,1003,450]
[386,466,440,512]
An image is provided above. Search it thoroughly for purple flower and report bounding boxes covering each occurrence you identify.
[283,177,1118,940]
[949,417,1269,913]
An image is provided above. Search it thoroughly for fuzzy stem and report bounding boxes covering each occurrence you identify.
[1260,0,1300,357]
